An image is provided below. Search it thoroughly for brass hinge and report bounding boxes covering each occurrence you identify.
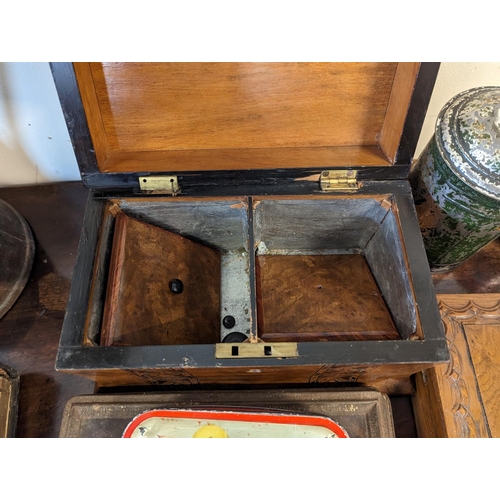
[320,170,358,191]
[139,176,180,195]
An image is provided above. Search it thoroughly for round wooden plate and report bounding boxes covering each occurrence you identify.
[0,199,35,319]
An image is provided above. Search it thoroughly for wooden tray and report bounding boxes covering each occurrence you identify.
[59,388,395,438]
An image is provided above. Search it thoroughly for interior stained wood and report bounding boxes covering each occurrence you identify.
[90,195,416,348]
[101,212,221,346]
[101,146,391,172]
[72,62,425,172]
[256,254,399,341]
[90,62,397,150]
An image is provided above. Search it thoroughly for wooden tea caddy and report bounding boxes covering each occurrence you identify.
[52,62,449,391]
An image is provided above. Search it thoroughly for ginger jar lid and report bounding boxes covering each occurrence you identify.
[436,86,500,201]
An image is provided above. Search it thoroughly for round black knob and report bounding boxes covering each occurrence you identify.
[222,315,236,329]
[169,279,184,294]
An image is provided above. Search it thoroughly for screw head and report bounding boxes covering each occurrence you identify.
[222,315,236,329]
[169,279,184,294]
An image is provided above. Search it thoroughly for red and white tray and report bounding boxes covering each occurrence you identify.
[122,408,349,438]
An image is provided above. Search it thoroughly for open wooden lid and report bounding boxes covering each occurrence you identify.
[53,63,439,179]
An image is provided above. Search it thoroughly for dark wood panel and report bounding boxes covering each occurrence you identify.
[256,254,399,341]
[49,63,99,177]
[64,360,432,392]
[83,166,411,193]
[394,62,440,165]
[432,238,500,294]
[101,212,221,346]
[390,396,418,438]
[0,183,95,437]
[83,207,115,346]
[0,200,35,319]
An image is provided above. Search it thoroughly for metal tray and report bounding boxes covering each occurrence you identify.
[59,388,395,438]
[0,363,20,438]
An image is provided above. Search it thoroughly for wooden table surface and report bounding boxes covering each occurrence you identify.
[1,181,499,438]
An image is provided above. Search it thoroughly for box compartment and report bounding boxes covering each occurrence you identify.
[254,196,417,342]
[85,198,252,347]
[85,194,418,349]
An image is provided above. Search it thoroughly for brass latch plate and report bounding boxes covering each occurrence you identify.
[320,170,358,191]
[215,342,298,359]
[139,176,180,194]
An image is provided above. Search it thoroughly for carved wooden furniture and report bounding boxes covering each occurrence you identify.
[413,294,500,437]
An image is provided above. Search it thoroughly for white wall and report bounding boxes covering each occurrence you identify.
[0,62,79,187]
[415,62,500,158]
[1,62,499,187]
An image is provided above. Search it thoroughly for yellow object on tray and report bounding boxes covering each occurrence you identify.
[122,409,349,438]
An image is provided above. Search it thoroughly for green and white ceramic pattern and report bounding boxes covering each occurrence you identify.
[411,87,500,273]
